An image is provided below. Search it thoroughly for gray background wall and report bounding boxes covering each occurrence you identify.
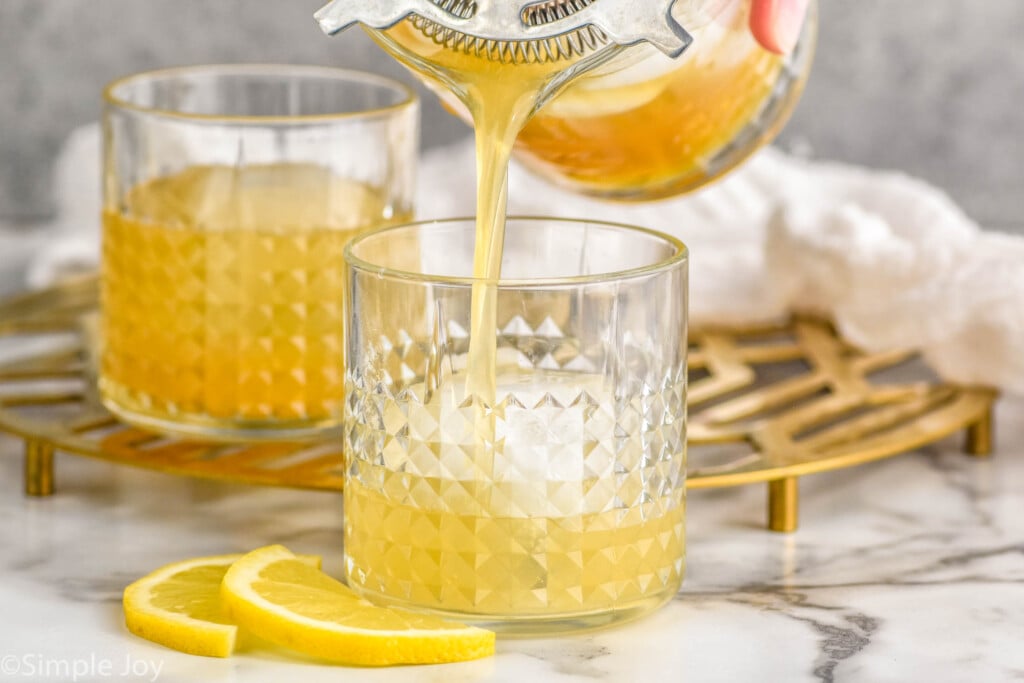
[1,0,1022,229]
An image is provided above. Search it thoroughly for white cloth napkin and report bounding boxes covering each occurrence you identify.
[29,124,1024,393]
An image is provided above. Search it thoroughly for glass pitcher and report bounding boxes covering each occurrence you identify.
[361,0,815,200]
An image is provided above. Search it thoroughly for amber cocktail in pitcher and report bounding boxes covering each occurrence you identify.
[100,65,418,441]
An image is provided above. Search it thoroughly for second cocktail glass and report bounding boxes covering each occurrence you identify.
[101,65,418,441]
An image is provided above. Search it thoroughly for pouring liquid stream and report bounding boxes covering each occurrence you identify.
[372,24,611,407]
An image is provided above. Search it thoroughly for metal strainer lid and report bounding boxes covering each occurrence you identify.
[315,0,693,60]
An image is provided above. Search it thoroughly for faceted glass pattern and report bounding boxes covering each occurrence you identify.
[344,219,688,632]
[99,66,418,440]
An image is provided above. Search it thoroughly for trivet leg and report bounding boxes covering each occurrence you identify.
[965,409,993,457]
[25,440,55,497]
[768,477,798,533]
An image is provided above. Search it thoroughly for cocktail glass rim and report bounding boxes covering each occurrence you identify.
[344,216,689,289]
[103,63,418,125]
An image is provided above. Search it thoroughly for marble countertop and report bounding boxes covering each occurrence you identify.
[2,399,1023,683]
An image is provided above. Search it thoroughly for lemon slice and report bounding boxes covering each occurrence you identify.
[123,552,321,658]
[220,545,495,666]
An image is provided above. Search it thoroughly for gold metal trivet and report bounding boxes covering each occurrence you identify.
[0,275,997,532]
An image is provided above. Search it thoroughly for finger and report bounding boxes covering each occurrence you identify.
[750,0,809,55]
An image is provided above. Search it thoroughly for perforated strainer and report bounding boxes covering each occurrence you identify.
[315,0,692,64]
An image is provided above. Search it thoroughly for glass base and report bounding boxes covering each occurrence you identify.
[346,582,682,637]
[101,397,343,443]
